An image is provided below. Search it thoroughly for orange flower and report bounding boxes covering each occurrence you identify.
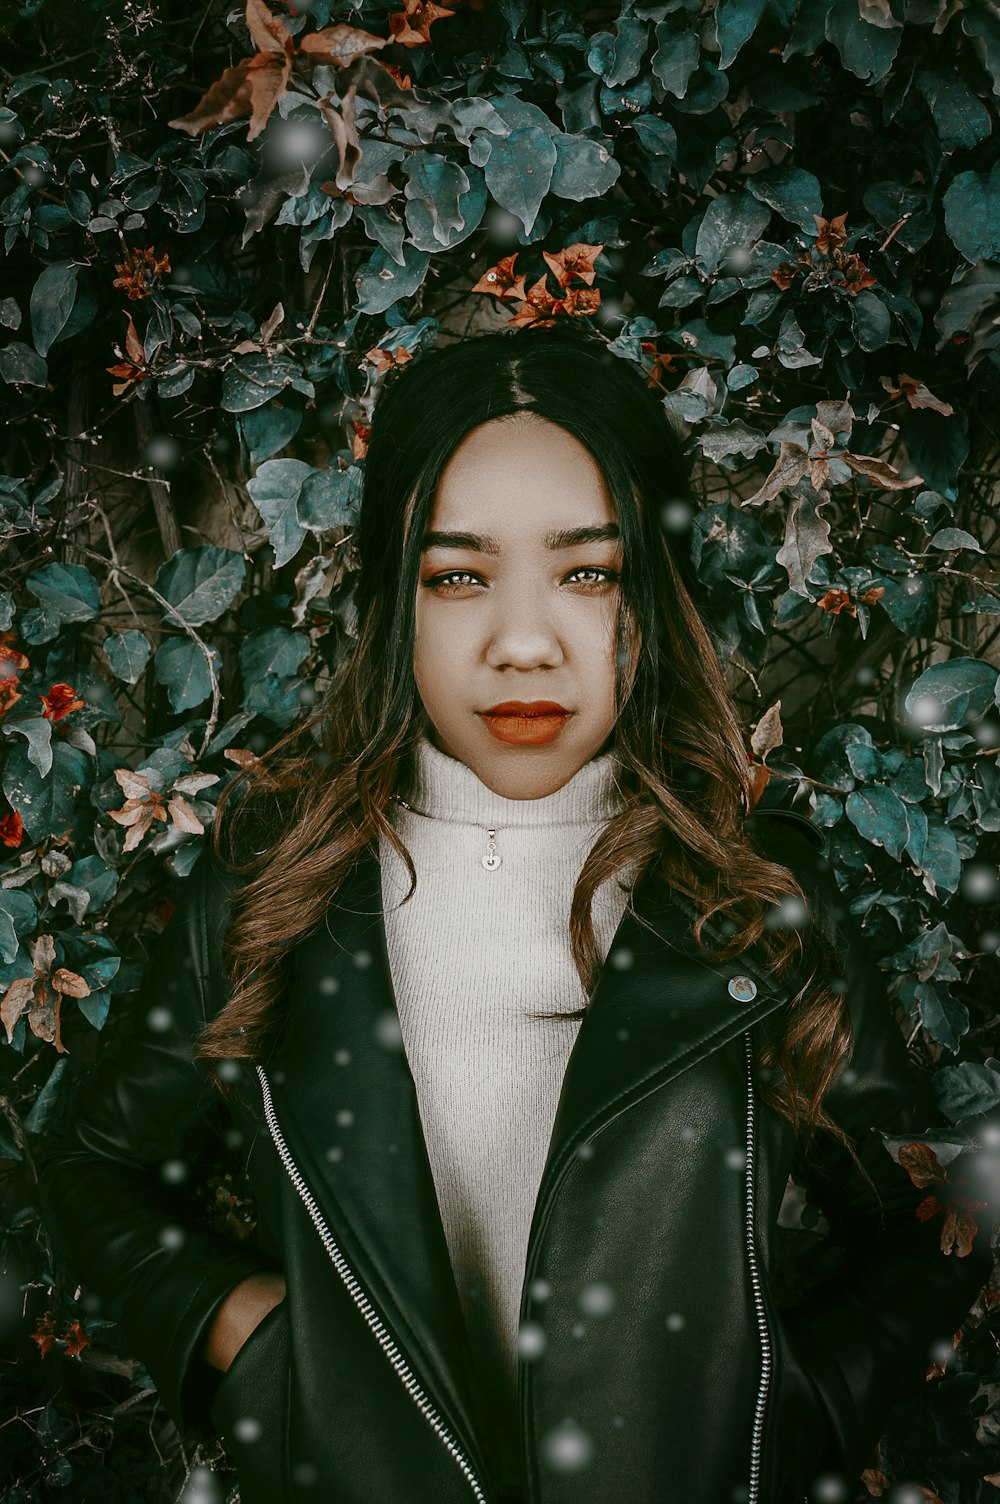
[898,1141,991,1259]
[107,314,149,397]
[470,252,528,302]
[351,420,371,459]
[0,812,24,848]
[381,62,413,88]
[112,246,171,301]
[365,345,414,374]
[0,677,21,716]
[0,634,30,675]
[818,588,855,616]
[40,683,85,722]
[388,0,456,47]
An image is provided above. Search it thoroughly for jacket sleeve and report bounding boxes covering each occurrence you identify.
[768,824,997,1485]
[32,842,283,1438]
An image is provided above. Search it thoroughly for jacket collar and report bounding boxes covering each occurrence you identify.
[260,831,802,1477]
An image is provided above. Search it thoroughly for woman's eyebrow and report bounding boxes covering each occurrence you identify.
[420,524,621,554]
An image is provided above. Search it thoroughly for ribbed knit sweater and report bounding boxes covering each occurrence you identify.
[378,730,639,1487]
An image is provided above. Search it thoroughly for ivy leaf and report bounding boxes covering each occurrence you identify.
[905,657,1000,733]
[29,261,78,358]
[154,638,222,713]
[154,546,246,626]
[353,242,431,316]
[25,561,100,622]
[695,191,772,278]
[550,134,620,200]
[0,341,47,386]
[746,166,823,234]
[102,629,151,684]
[845,784,910,860]
[943,163,1000,262]
[775,491,834,596]
[2,740,90,844]
[481,126,557,236]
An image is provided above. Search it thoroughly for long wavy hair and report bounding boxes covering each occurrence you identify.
[193,322,878,1201]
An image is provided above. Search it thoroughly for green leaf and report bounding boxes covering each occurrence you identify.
[482,126,557,236]
[651,20,701,99]
[905,657,999,733]
[220,353,315,414]
[239,626,310,686]
[29,261,79,357]
[0,341,47,386]
[153,637,222,713]
[850,290,892,352]
[154,546,246,626]
[844,784,909,860]
[916,70,992,151]
[353,242,432,317]
[0,890,38,965]
[102,629,151,683]
[695,191,772,278]
[401,153,472,246]
[550,134,621,200]
[0,714,53,778]
[2,739,90,843]
[934,1061,1000,1121]
[246,459,311,568]
[238,399,303,466]
[25,561,100,622]
[747,166,823,234]
[825,0,901,81]
[943,163,1000,263]
[714,0,768,69]
[910,978,968,1052]
[929,527,983,553]
[297,466,361,531]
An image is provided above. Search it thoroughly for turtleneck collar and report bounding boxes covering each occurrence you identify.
[394,730,628,829]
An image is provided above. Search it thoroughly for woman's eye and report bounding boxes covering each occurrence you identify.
[424,567,620,593]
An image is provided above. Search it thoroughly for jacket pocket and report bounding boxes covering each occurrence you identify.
[765,1316,845,1503]
[210,1297,291,1503]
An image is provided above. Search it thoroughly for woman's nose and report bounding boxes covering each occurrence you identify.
[482,588,565,669]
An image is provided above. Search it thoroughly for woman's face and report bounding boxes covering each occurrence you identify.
[413,413,639,800]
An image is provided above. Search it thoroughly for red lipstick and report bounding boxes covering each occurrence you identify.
[479,700,572,746]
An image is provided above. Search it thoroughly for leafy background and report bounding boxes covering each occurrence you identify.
[1,0,1000,1498]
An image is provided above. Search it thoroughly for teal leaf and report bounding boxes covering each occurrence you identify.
[402,164,487,253]
[0,341,47,386]
[824,0,901,82]
[0,889,38,965]
[154,547,246,626]
[246,459,311,568]
[0,714,53,778]
[482,126,557,236]
[25,561,100,622]
[23,1059,69,1136]
[239,626,310,686]
[714,0,768,69]
[845,784,909,860]
[400,153,471,246]
[929,527,984,553]
[2,739,90,843]
[851,290,892,352]
[238,399,303,465]
[905,657,999,733]
[916,70,992,151]
[695,191,772,277]
[220,353,315,414]
[910,978,969,1052]
[746,166,823,234]
[550,133,620,200]
[651,20,701,98]
[943,163,1000,263]
[102,629,151,684]
[297,466,361,531]
[30,261,79,357]
[154,637,222,713]
[353,242,432,316]
[934,1061,1000,1121]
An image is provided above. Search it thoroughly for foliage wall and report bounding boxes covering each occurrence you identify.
[1,0,999,1499]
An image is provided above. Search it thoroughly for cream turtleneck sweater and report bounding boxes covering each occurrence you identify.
[378,730,638,1483]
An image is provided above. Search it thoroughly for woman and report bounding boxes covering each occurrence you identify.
[34,326,995,1504]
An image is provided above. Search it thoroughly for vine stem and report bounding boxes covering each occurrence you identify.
[55,537,222,761]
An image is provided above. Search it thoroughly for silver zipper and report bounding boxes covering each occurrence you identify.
[255,1064,488,1504]
[743,1027,772,1504]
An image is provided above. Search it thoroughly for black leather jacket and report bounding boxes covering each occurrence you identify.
[33,808,995,1504]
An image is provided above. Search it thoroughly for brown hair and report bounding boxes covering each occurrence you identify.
[194,323,880,1204]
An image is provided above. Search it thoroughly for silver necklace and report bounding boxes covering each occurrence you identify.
[390,793,508,870]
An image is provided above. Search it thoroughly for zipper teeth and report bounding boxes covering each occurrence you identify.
[743,1028,772,1504]
[255,1065,487,1504]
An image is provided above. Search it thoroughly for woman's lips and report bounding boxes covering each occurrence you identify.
[479,710,571,745]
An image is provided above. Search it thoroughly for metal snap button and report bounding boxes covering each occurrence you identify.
[727,975,757,1001]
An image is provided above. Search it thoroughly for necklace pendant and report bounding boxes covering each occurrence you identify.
[482,829,501,870]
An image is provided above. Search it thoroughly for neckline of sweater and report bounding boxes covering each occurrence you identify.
[391,729,628,830]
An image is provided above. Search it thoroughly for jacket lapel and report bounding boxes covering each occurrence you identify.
[260,834,801,1470]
